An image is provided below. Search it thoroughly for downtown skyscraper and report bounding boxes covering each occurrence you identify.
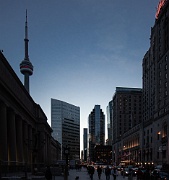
[51,98,80,160]
[106,100,113,145]
[83,128,88,162]
[88,105,105,161]
[112,87,142,165]
[142,0,169,165]
[111,0,169,166]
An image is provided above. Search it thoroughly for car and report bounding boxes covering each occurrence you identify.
[156,171,169,180]
[150,169,169,180]
[121,168,130,176]
[140,168,146,173]
[150,169,161,179]
[116,166,123,171]
[155,165,162,170]
[131,167,138,176]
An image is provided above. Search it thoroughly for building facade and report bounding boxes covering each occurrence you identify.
[0,52,60,172]
[51,98,80,160]
[106,101,113,145]
[112,0,169,167]
[112,87,142,166]
[142,0,169,166]
[83,128,88,162]
[94,145,112,164]
[0,12,61,173]
[88,105,105,162]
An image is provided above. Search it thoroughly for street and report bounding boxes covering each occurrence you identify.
[53,167,137,180]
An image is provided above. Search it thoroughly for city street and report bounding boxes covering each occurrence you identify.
[54,167,137,180]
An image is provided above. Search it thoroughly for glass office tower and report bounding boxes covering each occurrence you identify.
[88,105,105,161]
[51,98,80,160]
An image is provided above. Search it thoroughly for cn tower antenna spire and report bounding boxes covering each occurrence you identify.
[25,9,29,60]
[20,10,33,93]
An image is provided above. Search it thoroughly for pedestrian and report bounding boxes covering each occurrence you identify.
[105,165,111,180]
[128,169,133,180]
[112,167,118,180]
[97,166,102,179]
[144,168,150,180]
[89,166,95,180]
[45,166,52,180]
[137,168,143,180]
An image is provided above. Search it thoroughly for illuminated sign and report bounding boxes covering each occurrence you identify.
[155,0,167,19]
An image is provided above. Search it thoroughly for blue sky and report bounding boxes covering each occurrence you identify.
[1,0,159,151]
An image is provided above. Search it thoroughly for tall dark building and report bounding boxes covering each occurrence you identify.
[142,0,169,165]
[106,100,113,145]
[0,51,60,173]
[112,87,142,143]
[112,0,169,166]
[112,87,142,165]
[83,128,88,162]
[88,105,105,162]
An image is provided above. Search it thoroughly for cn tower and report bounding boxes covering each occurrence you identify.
[20,10,33,93]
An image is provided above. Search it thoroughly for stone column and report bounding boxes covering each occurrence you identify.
[47,135,50,165]
[16,116,23,164]
[23,121,28,163]
[40,132,45,163]
[28,125,32,164]
[7,108,16,164]
[0,102,8,162]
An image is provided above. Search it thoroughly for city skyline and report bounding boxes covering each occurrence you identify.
[0,0,159,151]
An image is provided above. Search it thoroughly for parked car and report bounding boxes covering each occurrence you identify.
[157,171,169,180]
[150,169,161,179]
[150,169,169,180]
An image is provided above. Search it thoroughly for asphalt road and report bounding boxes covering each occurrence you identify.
[53,167,137,180]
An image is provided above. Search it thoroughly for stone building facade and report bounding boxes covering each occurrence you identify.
[112,87,142,166]
[112,0,169,167]
[0,51,60,170]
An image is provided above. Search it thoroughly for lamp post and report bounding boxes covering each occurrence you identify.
[64,146,69,180]
[121,146,125,166]
[157,131,162,166]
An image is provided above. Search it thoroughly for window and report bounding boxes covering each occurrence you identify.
[163,123,167,137]
[165,91,168,96]
[157,133,160,140]
[159,71,161,76]
[159,63,161,69]
[157,152,159,159]
[165,55,168,61]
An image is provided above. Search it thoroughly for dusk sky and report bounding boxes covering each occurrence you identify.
[1,0,159,151]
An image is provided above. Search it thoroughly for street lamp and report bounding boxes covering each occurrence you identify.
[157,131,164,167]
[64,146,70,180]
